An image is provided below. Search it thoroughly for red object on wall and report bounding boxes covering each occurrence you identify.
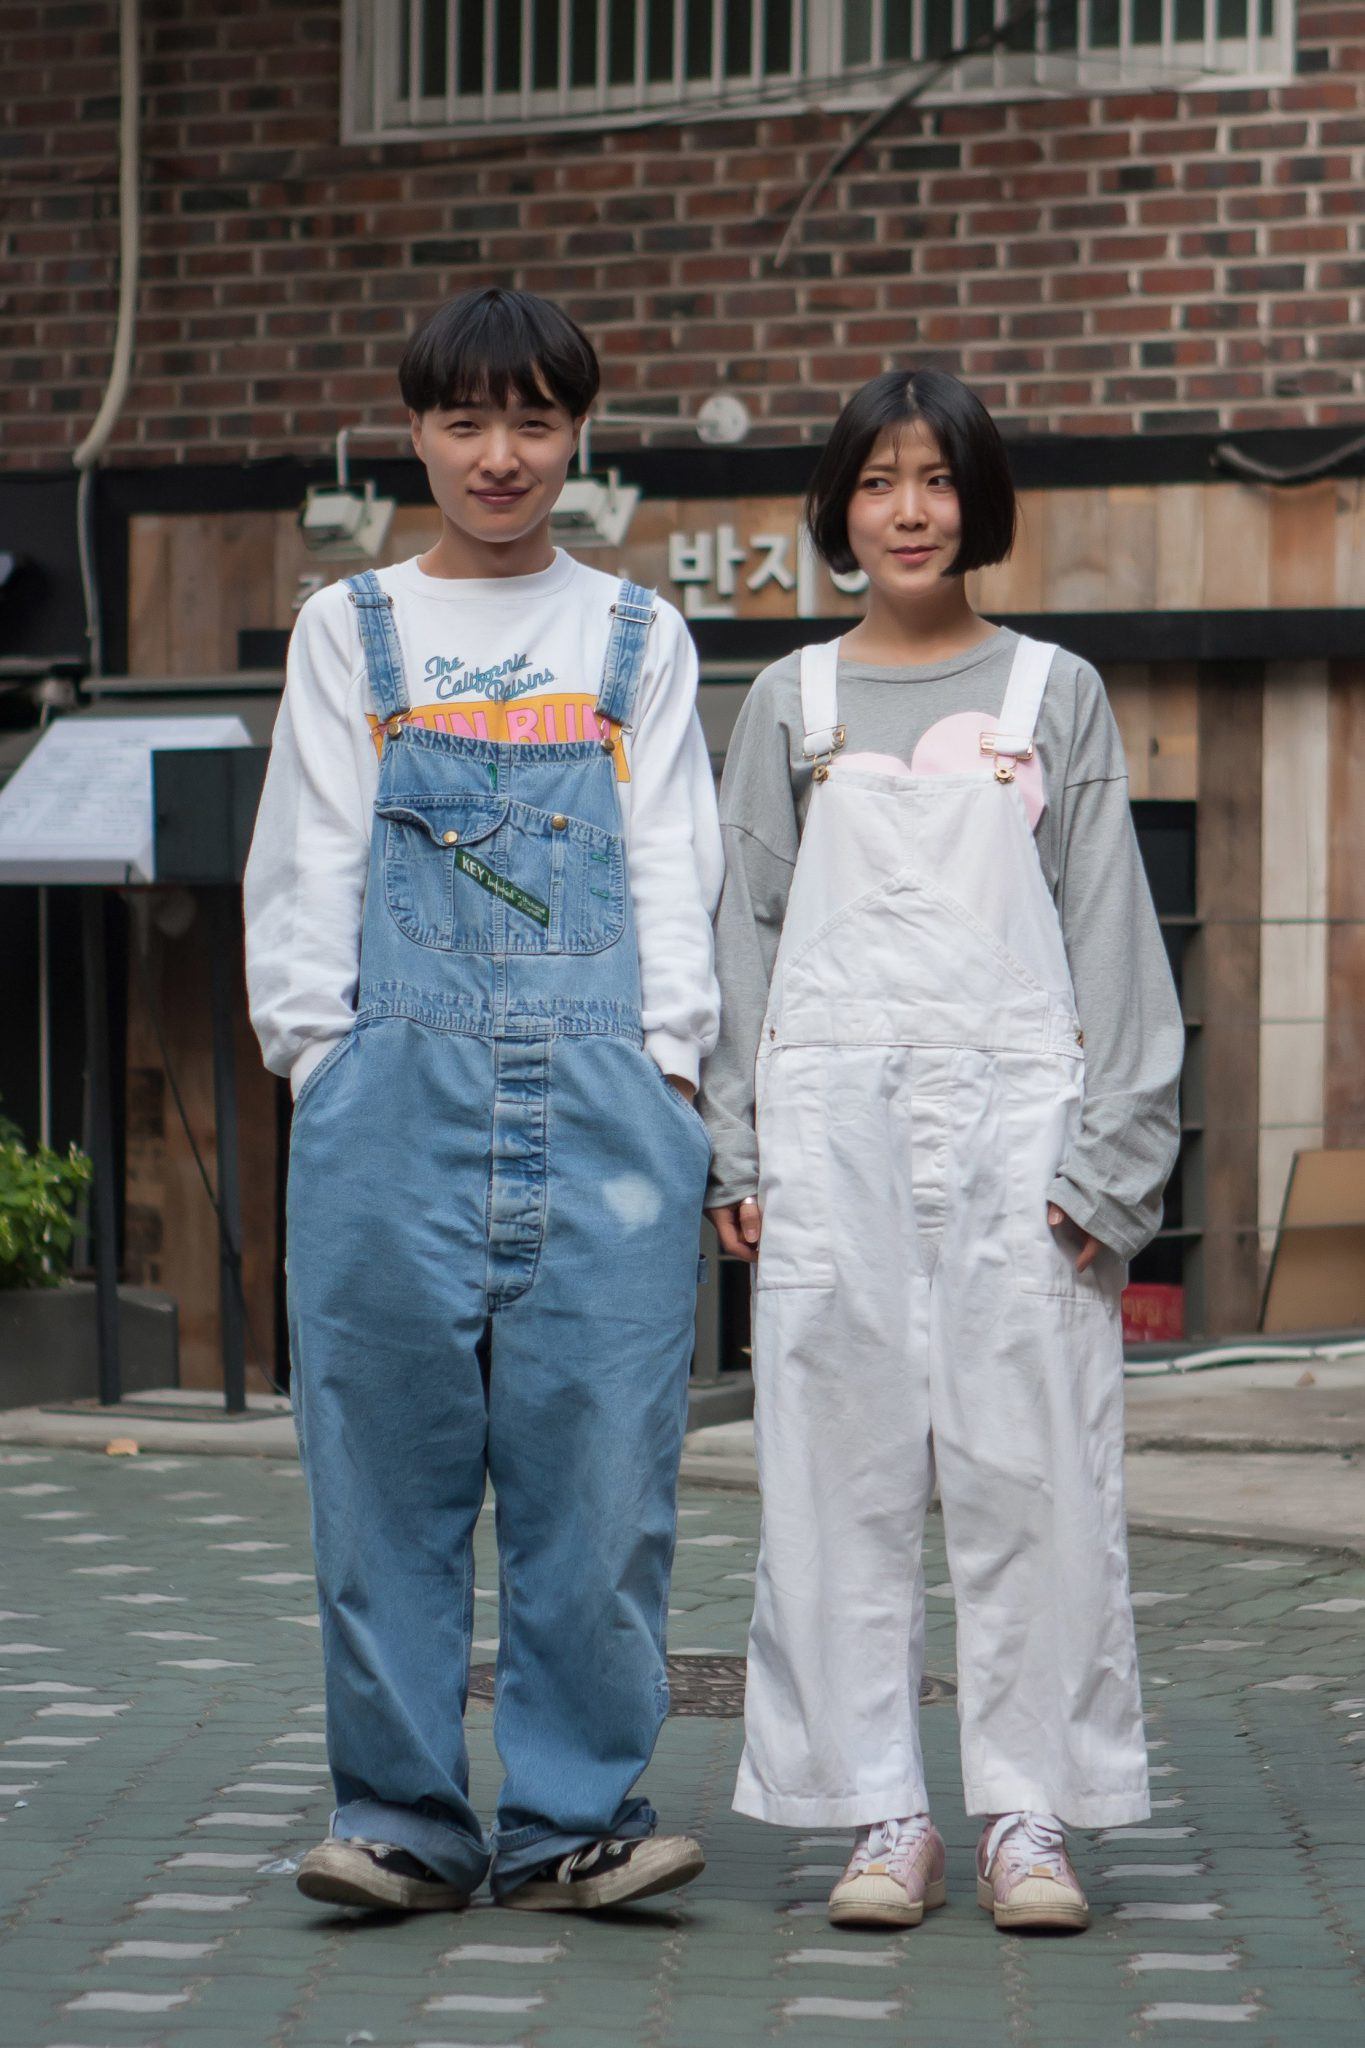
[1121,1283,1185,1346]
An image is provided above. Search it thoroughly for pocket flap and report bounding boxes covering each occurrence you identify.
[375,792,509,848]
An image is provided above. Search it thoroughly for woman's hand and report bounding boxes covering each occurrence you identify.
[707,1197,763,1264]
[1047,1203,1102,1274]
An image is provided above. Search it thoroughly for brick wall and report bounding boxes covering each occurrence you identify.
[3,0,1364,468]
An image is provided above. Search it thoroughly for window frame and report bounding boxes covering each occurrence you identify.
[341,1,1298,147]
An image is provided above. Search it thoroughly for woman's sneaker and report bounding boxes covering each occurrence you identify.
[827,1816,947,1929]
[976,1812,1089,1931]
[503,1834,705,1912]
[296,1837,469,1912]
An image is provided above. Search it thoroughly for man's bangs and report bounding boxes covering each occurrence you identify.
[400,287,600,420]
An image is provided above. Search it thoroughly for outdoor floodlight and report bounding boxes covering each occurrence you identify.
[299,477,395,560]
[549,470,641,550]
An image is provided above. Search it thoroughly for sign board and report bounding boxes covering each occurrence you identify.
[0,716,254,884]
[1261,1148,1365,1334]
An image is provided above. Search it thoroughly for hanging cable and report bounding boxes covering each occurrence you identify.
[773,3,1046,271]
[72,0,142,680]
[1211,430,1365,486]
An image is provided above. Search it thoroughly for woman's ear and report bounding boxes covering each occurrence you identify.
[409,410,426,462]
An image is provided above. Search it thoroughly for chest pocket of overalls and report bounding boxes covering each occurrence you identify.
[376,791,626,955]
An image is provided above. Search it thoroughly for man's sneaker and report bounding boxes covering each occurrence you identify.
[827,1815,947,1929]
[296,1837,469,1912]
[503,1834,705,1912]
[976,1812,1089,1932]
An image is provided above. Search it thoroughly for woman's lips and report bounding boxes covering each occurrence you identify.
[891,545,937,562]
[472,487,530,506]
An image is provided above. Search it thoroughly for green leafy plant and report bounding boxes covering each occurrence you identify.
[0,1106,93,1290]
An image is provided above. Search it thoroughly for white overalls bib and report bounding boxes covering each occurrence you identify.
[735,634,1150,1832]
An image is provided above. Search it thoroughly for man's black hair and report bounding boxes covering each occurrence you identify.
[805,368,1016,578]
[399,286,600,418]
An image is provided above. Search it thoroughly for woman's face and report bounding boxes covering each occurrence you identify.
[843,416,963,596]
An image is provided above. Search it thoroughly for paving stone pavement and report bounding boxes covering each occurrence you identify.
[2,1447,1364,2048]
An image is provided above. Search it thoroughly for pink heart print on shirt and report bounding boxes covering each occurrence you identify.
[833,711,1046,832]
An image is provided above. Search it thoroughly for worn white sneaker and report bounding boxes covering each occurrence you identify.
[503,1833,705,1912]
[296,1837,469,1912]
[827,1815,948,1929]
[976,1812,1089,1931]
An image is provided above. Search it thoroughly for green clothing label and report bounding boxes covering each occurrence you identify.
[455,848,550,928]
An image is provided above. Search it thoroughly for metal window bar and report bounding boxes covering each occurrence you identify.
[342,0,1295,140]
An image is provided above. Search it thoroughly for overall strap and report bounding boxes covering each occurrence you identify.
[799,638,844,769]
[595,581,656,733]
[345,570,410,723]
[985,635,1056,761]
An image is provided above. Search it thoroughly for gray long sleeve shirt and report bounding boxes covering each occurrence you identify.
[698,630,1185,1262]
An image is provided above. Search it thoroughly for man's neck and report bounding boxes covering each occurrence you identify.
[418,515,558,581]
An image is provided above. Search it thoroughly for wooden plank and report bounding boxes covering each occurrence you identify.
[1106,663,1198,802]
[1154,485,1206,611]
[1268,482,1337,608]
[166,516,226,676]
[1104,485,1158,614]
[1202,484,1270,609]
[1258,663,1329,1240]
[1190,663,1264,1336]
[127,518,173,677]
[976,487,1046,614]
[1040,488,1110,611]
[1325,661,1365,1151]
[1333,478,1365,607]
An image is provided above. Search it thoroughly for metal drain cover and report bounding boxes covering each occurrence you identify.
[469,1658,955,1719]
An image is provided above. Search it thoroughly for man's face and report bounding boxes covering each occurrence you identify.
[410,387,582,547]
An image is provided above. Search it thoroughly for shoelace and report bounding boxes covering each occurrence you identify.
[985,1811,1068,1881]
[847,1813,934,1880]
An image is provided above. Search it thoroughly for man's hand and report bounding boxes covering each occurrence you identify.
[665,1074,697,1103]
[1047,1203,1102,1274]
[707,1197,763,1263]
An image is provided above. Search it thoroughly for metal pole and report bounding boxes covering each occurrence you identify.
[81,889,122,1406]
[207,887,247,1414]
[38,885,52,1149]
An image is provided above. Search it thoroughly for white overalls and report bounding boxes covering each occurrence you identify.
[735,634,1150,1832]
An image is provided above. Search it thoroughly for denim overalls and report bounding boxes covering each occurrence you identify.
[286,571,712,1896]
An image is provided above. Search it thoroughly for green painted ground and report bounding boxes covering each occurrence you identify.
[2,1446,1364,2047]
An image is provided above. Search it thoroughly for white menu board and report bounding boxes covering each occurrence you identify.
[0,716,254,884]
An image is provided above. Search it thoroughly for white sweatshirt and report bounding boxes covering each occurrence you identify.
[244,551,723,1095]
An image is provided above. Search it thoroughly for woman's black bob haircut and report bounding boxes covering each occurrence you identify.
[399,286,600,419]
[805,368,1016,578]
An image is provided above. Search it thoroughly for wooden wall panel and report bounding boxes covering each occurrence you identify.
[1107,664,1198,801]
[1154,485,1206,611]
[1258,664,1330,1251]
[1333,480,1365,608]
[123,900,278,1395]
[1202,486,1271,610]
[1105,487,1159,614]
[1326,662,1365,1152]
[1191,664,1264,1336]
[1268,485,1337,609]
[127,481,1365,665]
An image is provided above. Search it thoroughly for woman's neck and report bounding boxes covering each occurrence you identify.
[840,581,996,667]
